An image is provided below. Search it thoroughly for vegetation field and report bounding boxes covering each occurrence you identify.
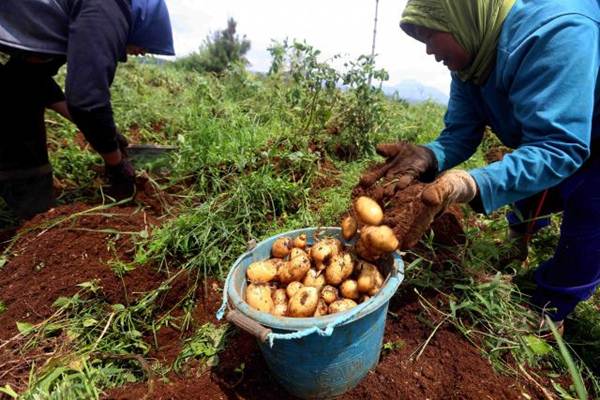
[0,42,599,399]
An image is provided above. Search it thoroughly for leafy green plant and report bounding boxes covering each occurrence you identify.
[174,323,229,372]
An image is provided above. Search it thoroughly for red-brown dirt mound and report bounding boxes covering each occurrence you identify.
[0,202,165,340]
[104,289,544,400]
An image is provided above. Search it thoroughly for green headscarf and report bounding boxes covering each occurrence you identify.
[401,0,516,85]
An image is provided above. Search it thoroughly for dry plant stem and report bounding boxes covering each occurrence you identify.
[518,364,556,400]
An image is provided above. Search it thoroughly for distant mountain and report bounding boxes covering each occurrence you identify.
[382,80,449,105]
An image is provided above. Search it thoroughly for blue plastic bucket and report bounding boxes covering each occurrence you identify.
[217,227,404,399]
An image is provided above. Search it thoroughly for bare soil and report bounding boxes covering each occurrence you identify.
[0,177,544,399]
[105,289,544,400]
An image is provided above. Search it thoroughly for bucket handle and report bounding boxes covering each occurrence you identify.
[226,309,272,343]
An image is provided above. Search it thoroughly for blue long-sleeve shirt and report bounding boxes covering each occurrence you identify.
[425,0,600,214]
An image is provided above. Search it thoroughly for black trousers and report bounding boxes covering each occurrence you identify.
[0,56,64,219]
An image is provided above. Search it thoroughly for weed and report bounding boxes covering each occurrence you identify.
[173,323,229,372]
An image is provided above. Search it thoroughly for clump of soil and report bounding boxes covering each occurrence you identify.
[0,202,165,340]
[104,289,545,400]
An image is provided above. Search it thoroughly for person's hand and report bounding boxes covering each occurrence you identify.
[397,170,477,249]
[359,141,437,192]
[105,159,136,200]
[115,131,129,158]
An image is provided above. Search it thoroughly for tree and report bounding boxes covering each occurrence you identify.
[176,18,251,74]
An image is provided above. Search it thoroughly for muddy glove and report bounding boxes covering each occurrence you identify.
[105,159,136,200]
[398,170,477,249]
[360,141,437,192]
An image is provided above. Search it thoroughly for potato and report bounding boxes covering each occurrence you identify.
[288,287,319,317]
[272,303,288,317]
[286,281,304,298]
[340,279,359,300]
[359,294,371,303]
[272,237,292,258]
[310,241,334,264]
[354,196,383,226]
[354,237,383,262]
[272,288,287,305]
[279,254,311,284]
[314,299,329,317]
[303,269,326,291]
[365,225,399,253]
[368,286,381,296]
[290,247,308,260]
[246,260,278,283]
[341,216,358,240]
[325,253,354,285]
[328,299,358,314]
[293,234,308,249]
[323,238,343,256]
[357,262,384,293]
[321,285,339,304]
[245,284,273,313]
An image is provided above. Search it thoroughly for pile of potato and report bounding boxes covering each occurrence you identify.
[244,196,399,318]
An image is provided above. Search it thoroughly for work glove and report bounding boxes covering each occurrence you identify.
[397,170,477,249]
[360,141,438,193]
[105,159,136,200]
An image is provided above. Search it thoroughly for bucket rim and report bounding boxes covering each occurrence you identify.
[225,227,404,332]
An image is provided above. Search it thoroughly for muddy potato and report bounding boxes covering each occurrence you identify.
[314,299,329,317]
[272,237,292,258]
[325,253,354,286]
[289,247,308,260]
[310,241,334,264]
[288,287,319,317]
[359,294,371,303]
[357,262,384,293]
[245,284,273,313]
[286,281,304,298]
[354,237,383,262]
[328,299,358,314]
[354,196,383,226]
[323,238,343,256]
[366,225,399,253]
[341,216,358,240]
[321,285,338,304]
[293,234,308,249]
[279,254,311,284]
[272,288,287,305]
[272,303,288,317]
[246,260,278,283]
[303,269,326,290]
[340,279,360,300]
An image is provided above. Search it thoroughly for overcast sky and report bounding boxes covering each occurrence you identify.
[167,0,452,95]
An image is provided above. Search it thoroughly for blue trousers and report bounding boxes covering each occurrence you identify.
[507,154,600,321]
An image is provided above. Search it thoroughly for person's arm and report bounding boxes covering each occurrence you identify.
[48,101,71,121]
[470,15,598,214]
[65,0,130,166]
[42,76,71,120]
[425,76,487,171]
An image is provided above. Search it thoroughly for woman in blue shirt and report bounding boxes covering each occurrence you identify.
[366,0,600,324]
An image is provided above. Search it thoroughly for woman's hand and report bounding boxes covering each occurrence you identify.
[360,141,437,193]
[397,170,477,249]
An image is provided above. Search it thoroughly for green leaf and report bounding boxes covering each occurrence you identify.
[16,322,34,336]
[0,256,7,269]
[82,318,98,327]
[523,335,552,356]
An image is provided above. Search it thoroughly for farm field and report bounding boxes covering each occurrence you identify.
[0,48,599,399]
